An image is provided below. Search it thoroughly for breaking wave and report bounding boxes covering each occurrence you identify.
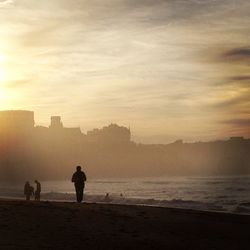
[1,176,249,215]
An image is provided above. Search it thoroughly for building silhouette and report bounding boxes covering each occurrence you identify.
[87,123,131,144]
[50,116,63,130]
[0,110,34,136]
[0,110,249,181]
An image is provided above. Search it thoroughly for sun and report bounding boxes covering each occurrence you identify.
[0,68,7,83]
[0,54,11,105]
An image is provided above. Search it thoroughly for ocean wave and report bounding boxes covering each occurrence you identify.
[1,191,248,214]
[142,181,170,185]
[19,192,228,212]
[204,181,225,184]
[91,181,128,184]
[187,177,232,181]
[234,203,250,214]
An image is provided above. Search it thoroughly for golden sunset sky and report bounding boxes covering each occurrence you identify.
[0,0,249,143]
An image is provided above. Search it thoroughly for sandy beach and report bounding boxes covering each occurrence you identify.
[0,199,249,250]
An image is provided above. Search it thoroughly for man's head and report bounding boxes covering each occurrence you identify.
[34,180,37,183]
[76,166,81,171]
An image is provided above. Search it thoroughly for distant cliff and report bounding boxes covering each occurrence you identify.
[0,110,249,181]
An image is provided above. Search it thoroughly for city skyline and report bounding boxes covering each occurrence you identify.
[0,110,249,182]
[0,109,248,144]
[1,0,250,143]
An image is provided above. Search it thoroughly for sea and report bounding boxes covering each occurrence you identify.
[1,176,250,215]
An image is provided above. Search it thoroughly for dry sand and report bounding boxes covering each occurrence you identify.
[0,199,249,250]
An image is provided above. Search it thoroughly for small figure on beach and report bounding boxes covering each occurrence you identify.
[104,193,112,202]
[24,181,34,201]
[71,166,87,203]
[34,180,41,201]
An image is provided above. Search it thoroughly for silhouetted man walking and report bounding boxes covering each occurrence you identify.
[71,166,87,203]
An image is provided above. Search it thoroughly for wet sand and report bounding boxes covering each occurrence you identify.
[0,199,249,250]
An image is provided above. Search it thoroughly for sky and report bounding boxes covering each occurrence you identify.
[0,0,250,143]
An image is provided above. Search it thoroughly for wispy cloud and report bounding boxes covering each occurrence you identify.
[0,0,13,9]
[230,75,250,80]
[221,47,250,63]
[6,78,32,88]
[222,118,250,127]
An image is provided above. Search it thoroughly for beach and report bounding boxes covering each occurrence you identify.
[0,199,249,250]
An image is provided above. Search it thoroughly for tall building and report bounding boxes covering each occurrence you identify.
[87,123,131,143]
[50,116,63,130]
[0,110,34,134]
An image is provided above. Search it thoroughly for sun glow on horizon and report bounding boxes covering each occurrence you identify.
[0,54,9,104]
[0,54,8,83]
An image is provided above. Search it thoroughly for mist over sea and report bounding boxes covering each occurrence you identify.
[1,176,250,215]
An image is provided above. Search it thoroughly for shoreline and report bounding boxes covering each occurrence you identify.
[0,199,249,249]
[1,196,249,216]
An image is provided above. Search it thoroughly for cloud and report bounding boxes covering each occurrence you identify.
[19,22,65,48]
[222,48,250,62]
[212,94,250,109]
[229,76,250,82]
[0,0,13,8]
[222,118,250,127]
[6,78,32,88]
